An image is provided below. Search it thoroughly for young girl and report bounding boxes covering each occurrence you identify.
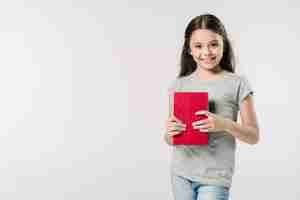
[164,14,260,200]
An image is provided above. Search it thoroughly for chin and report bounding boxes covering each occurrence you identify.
[199,63,218,70]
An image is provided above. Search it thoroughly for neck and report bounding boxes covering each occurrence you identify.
[196,65,224,80]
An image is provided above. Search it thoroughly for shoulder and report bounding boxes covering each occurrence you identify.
[224,71,246,81]
[168,77,182,93]
[223,72,251,86]
[169,73,194,85]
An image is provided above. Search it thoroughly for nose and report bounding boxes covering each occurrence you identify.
[201,46,211,56]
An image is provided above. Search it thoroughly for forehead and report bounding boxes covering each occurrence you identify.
[190,29,222,43]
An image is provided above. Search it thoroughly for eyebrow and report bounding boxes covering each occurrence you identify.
[193,40,219,44]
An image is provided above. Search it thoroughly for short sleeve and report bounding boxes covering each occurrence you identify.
[237,75,254,109]
[168,78,181,95]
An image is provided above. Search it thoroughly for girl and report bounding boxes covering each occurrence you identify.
[164,14,260,200]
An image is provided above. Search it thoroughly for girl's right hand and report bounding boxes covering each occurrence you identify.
[165,115,186,136]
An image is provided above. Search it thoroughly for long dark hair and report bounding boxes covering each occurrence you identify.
[179,14,235,77]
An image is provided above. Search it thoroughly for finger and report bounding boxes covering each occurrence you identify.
[169,118,186,128]
[174,122,186,127]
[167,127,185,134]
[193,124,211,130]
[199,126,216,132]
[168,126,186,133]
[167,117,176,123]
[167,124,186,132]
[167,130,182,136]
[199,128,209,132]
[192,119,209,126]
[167,121,186,128]
[169,115,178,121]
[195,110,210,116]
[171,115,184,124]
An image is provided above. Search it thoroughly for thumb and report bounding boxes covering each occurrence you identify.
[170,115,182,123]
[195,110,210,116]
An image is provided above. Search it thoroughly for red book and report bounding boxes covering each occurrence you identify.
[172,92,209,145]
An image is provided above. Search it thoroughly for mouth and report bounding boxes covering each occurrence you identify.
[200,57,216,64]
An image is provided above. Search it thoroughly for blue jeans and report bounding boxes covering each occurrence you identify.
[171,174,230,200]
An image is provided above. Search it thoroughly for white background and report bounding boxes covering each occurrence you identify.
[0,0,299,199]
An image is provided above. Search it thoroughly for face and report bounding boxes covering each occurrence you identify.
[189,29,224,71]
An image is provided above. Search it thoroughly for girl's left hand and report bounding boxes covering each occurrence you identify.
[192,110,229,133]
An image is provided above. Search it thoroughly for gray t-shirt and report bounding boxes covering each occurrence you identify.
[168,70,253,188]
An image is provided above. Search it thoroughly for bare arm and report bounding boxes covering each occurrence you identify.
[164,95,173,145]
[224,95,260,144]
[164,94,186,145]
[194,95,259,145]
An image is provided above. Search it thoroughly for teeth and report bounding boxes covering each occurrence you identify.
[200,58,215,64]
[201,57,215,61]
[203,59,214,62]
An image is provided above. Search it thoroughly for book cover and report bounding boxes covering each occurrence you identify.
[172,92,209,145]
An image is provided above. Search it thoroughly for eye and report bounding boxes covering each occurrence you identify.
[210,43,219,47]
[195,45,202,48]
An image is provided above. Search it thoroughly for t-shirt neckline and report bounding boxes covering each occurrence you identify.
[190,70,231,82]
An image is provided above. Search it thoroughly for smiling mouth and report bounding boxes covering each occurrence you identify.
[200,57,216,63]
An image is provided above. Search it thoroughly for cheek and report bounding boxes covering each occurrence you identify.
[190,49,200,59]
[215,48,223,58]
[190,47,199,54]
